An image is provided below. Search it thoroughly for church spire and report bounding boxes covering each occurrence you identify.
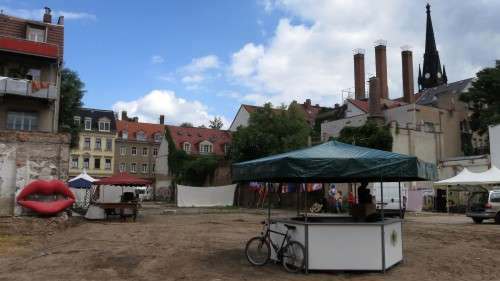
[419,3,445,91]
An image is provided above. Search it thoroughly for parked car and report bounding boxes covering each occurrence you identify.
[466,189,500,224]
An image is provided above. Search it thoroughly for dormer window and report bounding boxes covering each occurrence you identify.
[183,142,191,154]
[154,133,162,143]
[84,118,92,131]
[122,131,128,139]
[27,26,46,42]
[137,131,146,141]
[98,118,111,132]
[73,116,81,126]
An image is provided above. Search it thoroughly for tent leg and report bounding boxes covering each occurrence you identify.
[267,183,271,223]
[398,182,402,218]
[304,183,309,274]
[380,181,386,273]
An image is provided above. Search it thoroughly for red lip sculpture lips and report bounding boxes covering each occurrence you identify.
[17,180,76,215]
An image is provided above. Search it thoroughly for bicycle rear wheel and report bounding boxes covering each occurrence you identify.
[282,240,305,273]
[245,236,270,266]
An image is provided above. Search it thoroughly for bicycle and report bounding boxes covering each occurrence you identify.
[245,220,305,273]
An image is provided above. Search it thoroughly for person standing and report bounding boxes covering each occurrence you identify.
[335,191,343,213]
[348,191,355,209]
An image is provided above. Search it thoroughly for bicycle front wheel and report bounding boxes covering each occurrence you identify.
[282,240,305,273]
[245,236,270,266]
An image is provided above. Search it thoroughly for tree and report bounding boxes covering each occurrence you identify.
[337,121,393,151]
[460,64,500,135]
[59,68,84,147]
[180,122,194,127]
[209,116,224,129]
[231,103,311,162]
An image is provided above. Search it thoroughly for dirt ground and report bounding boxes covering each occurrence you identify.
[0,205,499,281]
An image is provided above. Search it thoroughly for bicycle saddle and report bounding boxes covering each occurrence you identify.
[284,224,296,230]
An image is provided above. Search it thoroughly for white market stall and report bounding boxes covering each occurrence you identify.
[233,141,437,273]
[68,171,96,208]
[177,184,236,207]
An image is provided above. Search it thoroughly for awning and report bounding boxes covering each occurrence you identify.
[0,36,60,59]
[68,171,96,189]
[435,166,500,186]
[232,141,437,183]
[94,173,152,186]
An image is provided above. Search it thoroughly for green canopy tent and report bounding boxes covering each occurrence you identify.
[232,140,437,183]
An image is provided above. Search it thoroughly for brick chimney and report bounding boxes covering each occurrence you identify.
[401,46,415,104]
[353,49,366,100]
[43,7,52,24]
[121,111,128,121]
[368,76,383,121]
[57,16,64,25]
[304,99,312,108]
[375,40,389,99]
[159,115,165,125]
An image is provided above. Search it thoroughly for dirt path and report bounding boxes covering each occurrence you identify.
[0,210,499,281]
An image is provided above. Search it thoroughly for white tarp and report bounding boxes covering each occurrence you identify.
[177,184,236,207]
[435,166,500,186]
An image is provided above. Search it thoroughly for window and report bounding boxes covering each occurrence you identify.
[119,163,126,172]
[154,133,162,142]
[183,142,191,154]
[84,118,92,130]
[106,138,112,151]
[98,120,111,132]
[120,146,127,156]
[84,138,91,150]
[224,143,230,155]
[131,147,137,156]
[142,164,148,173]
[71,156,79,169]
[131,163,137,173]
[83,158,90,169]
[142,147,148,156]
[27,26,45,42]
[7,112,38,131]
[73,116,81,126]
[153,147,158,156]
[137,131,146,141]
[94,158,101,169]
[27,69,41,81]
[200,142,213,154]
[95,138,102,150]
[105,159,111,170]
[122,131,128,139]
[152,164,155,173]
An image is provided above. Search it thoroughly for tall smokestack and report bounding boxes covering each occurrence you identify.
[401,46,415,104]
[353,49,366,100]
[368,76,383,120]
[375,40,389,99]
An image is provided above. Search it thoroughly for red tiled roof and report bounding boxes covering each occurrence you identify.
[347,97,414,113]
[167,125,232,156]
[348,99,369,112]
[0,36,60,59]
[116,120,165,142]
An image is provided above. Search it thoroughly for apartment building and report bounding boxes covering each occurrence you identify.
[0,8,64,133]
[114,112,165,180]
[69,108,117,178]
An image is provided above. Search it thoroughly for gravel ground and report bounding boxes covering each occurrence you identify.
[0,207,499,281]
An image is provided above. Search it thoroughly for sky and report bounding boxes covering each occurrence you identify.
[2,0,500,128]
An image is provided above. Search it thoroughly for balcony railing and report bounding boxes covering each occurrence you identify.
[0,76,57,100]
[0,36,60,59]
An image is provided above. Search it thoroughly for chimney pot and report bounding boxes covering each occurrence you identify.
[57,16,64,25]
[353,49,366,100]
[159,115,165,125]
[375,41,389,99]
[43,7,52,23]
[133,117,138,122]
[402,49,415,103]
[121,111,128,121]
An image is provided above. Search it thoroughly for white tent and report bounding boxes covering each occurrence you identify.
[435,166,500,186]
[68,170,96,208]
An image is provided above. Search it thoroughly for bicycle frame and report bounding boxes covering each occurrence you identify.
[262,223,290,258]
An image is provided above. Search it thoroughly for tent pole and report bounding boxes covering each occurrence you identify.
[380,180,386,273]
[398,182,402,218]
[446,186,450,214]
[304,183,309,274]
[267,183,271,223]
[296,183,300,217]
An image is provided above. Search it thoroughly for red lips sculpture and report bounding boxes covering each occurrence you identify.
[16,180,76,215]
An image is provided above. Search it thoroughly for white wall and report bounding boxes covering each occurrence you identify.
[345,101,366,118]
[229,106,250,132]
[489,124,500,168]
[321,114,368,141]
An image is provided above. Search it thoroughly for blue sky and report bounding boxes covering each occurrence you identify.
[2,1,500,127]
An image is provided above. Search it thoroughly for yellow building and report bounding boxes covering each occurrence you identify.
[69,108,117,178]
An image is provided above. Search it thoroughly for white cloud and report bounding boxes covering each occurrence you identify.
[0,6,96,21]
[229,0,500,106]
[183,55,220,73]
[181,74,204,84]
[112,90,229,128]
[151,55,165,64]
[216,91,242,99]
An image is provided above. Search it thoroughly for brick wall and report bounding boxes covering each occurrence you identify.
[0,131,70,216]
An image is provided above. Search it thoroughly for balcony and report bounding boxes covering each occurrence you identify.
[0,76,57,100]
[0,36,60,59]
